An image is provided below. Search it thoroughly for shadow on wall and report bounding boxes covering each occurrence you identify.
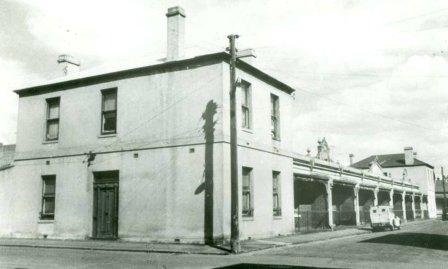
[194,100,218,245]
[360,233,448,251]
[215,264,340,269]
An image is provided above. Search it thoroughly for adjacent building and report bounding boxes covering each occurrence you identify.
[352,147,437,219]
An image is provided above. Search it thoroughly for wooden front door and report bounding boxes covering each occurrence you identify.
[93,172,119,239]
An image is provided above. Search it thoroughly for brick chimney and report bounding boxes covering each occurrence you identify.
[404,146,414,165]
[166,6,185,61]
[57,54,80,76]
[349,153,354,166]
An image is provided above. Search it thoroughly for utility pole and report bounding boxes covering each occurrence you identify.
[442,167,447,221]
[228,34,240,253]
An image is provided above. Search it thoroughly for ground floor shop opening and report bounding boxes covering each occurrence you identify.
[294,178,328,232]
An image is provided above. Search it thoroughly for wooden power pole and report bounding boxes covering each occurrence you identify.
[228,34,240,253]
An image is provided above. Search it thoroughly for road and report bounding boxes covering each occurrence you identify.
[1,220,447,269]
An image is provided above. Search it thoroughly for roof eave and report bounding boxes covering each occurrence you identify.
[14,52,295,97]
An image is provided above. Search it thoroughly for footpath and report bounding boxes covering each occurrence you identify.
[0,219,431,255]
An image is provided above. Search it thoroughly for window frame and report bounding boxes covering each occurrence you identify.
[240,80,252,130]
[40,175,56,220]
[270,94,280,140]
[45,97,60,142]
[242,167,254,218]
[272,171,282,217]
[101,88,118,135]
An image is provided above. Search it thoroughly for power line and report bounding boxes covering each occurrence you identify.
[262,66,441,133]
[385,7,448,26]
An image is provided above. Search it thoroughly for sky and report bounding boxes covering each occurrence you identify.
[1,0,448,170]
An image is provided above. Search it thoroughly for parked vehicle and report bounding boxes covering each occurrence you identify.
[370,206,400,231]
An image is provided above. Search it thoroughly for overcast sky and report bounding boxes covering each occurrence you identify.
[1,0,448,170]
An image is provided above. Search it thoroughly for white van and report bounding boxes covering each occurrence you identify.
[370,206,400,231]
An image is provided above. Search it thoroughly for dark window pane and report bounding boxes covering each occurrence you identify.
[242,167,253,216]
[272,172,281,216]
[102,111,117,133]
[43,178,56,195]
[46,98,60,141]
[270,94,280,139]
[41,176,56,220]
[43,197,55,214]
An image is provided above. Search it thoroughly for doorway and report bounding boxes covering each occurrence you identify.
[93,171,119,239]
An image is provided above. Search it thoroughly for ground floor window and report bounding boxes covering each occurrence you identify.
[273,171,282,216]
[41,175,56,220]
[242,167,253,217]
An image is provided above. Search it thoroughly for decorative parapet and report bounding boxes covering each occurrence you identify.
[293,155,420,193]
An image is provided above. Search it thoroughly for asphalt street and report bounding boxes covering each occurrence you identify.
[0,220,447,269]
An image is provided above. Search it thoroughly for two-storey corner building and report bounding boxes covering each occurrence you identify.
[0,6,425,244]
[352,147,437,219]
[0,6,295,243]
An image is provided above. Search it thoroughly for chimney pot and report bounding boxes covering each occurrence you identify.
[166,6,186,61]
[404,146,414,165]
[166,6,186,18]
[349,153,354,165]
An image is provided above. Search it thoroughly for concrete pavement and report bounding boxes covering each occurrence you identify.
[0,219,446,268]
[0,219,432,255]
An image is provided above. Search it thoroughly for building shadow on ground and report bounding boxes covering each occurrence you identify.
[215,264,339,269]
[360,233,448,250]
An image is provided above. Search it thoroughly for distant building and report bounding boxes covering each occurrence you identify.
[435,179,447,217]
[352,147,436,218]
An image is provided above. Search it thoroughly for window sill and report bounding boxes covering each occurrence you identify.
[98,133,117,138]
[272,137,281,142]
[241,128,253,134]
[273,216,282,220]
[42,140,58,145]
[38,219,54,224]
[242,216,254,221]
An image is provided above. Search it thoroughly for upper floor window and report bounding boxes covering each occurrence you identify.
[270,94,280,140]
[272,171,281,216]
[240,81,252,129]
[101,88,117,134]
[242,167,253,217]
[45,97,60,141]
[41,175,56,220]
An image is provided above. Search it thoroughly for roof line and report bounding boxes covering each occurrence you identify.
[14,52,295,97]
[352,154,434,169]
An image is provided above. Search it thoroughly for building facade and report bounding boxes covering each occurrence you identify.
[352,147,437,219]
[0,6,424,244]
